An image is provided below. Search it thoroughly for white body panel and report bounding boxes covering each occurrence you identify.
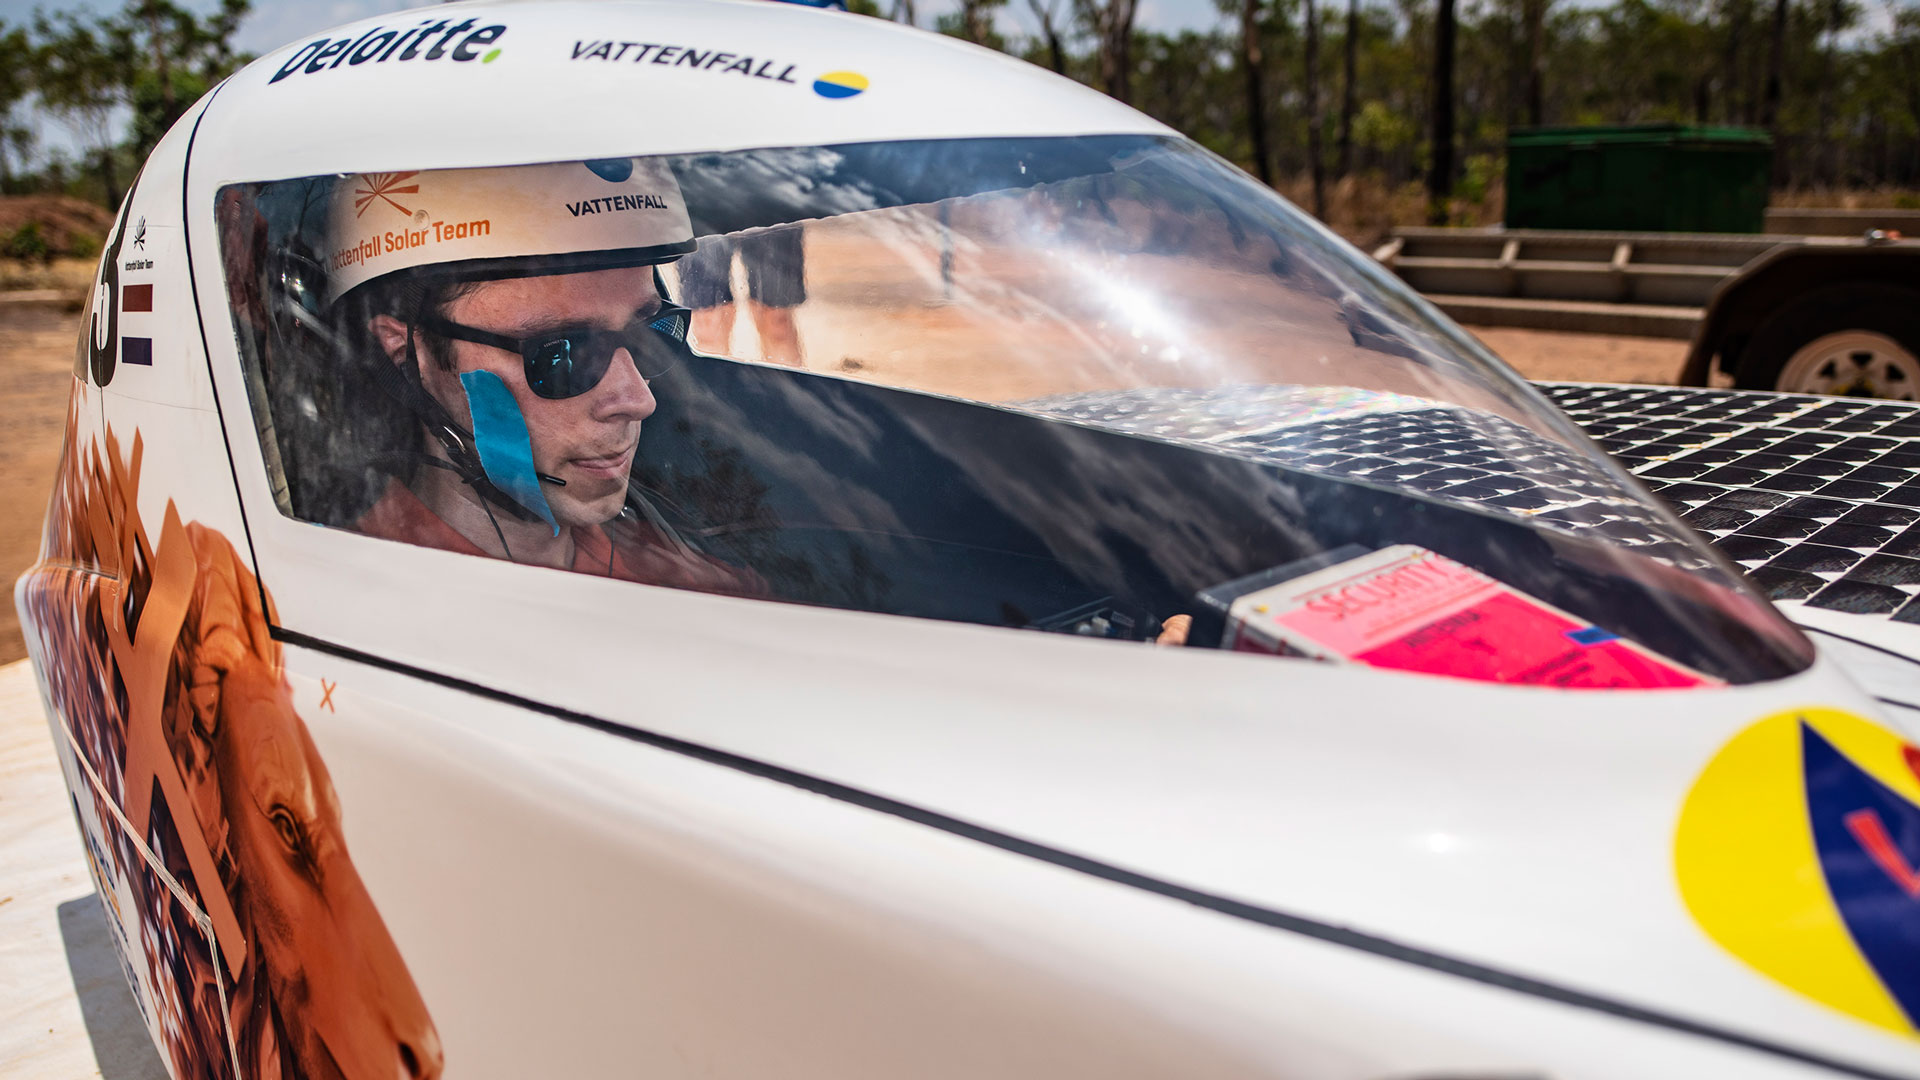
[199,0,1168,182]
[243,530,1914,1074]
[285,643,1881,1079]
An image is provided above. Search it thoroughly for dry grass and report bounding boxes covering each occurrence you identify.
[0,257,96,299]
[1464,325,1718,387]
[1276,174,1920,248]
[0,196,111,305]
[1273,172,1506,250]
[1771,188,1920,210]
[0,303,82,664]
[0,195,112,253]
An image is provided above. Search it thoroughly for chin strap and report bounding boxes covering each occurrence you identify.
[369,321,555,529]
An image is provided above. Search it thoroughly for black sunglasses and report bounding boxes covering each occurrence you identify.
[418,302,692,400]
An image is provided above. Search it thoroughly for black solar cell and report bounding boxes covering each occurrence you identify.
[1544,384,1920,623]
[1034,383,1920,624]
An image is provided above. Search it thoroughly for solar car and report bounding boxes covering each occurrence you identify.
[17,2,1920,1077]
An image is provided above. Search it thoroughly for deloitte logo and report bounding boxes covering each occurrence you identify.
[270,18,507,84]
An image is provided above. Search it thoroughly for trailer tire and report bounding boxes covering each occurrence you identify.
[1735,284,1920,398]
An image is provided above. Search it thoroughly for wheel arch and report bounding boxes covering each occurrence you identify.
[1679,245,1920,386]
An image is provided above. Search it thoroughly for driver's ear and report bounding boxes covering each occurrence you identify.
[369,314,411,364]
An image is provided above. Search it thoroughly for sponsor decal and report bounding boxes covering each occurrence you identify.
[566,162,677,218]
[354,172,419,218]
[566,40,867,97]
[270,18,506,84]
[20,422,444,1078]
[584,158,634,183]
[1209,544,1711,687]
[120,272,152,369]
[813,70,868,98]
[1676,707,1920,1038]
[566,193,670,217]
[88,175,142,386]
[569,40,798,84]
[131,216,146,250]
[331,173,492,274]
[329,216,492,273]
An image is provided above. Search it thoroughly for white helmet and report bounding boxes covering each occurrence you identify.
[324,156,694,300]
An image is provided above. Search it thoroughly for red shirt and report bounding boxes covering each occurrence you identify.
[355,481,764,597]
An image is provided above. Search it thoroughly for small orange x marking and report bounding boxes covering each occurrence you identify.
[319,679,337,712]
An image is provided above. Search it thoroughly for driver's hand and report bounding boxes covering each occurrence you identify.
[1155,613,1191,647]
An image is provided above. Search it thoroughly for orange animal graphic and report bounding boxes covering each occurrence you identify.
[24,397,442,1079]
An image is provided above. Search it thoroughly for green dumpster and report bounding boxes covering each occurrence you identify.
[1505,124,1772,233]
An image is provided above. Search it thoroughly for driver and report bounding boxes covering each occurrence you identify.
[326,158,759,595]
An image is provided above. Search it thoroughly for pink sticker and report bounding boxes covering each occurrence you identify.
[1227,546,1713,688]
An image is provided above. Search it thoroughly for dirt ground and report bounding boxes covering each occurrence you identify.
[0,301,1693,665]
[1465,325,1694,386]
[1,303,79,666]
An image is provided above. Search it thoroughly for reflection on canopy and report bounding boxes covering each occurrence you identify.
[218,135,1813,686]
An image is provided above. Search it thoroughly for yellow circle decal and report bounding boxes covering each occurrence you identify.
[1676,707,1920,1036]
[812,71,869,99]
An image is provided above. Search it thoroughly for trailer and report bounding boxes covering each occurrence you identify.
[1372,210,1920,398]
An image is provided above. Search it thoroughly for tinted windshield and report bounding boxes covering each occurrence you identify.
[220,135,1812,686]
[675,139,1533,421]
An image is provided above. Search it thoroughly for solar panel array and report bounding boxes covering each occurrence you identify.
[1031,384,1920,625]
[1029,386,1704,565]
[1544,384,1920,624]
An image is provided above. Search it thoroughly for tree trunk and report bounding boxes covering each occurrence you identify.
[145,4,174,114]
[97,148,119,212]
[1818,2,1838,183]
[1243,0,1272,185]
[1502,0,1521,130]
[1044,26,1067,75]
[1305,0,1326,217]
[1097,0,1138,104]
[1721,0,1748,124]
[1761,0,1787,130]
[1338,0,1358,175]
[1427,0,1456,224]
[960,0,995,43]
[1523,0,1545,126]
[1902,33,1920,138]
[1028,0,1068,74]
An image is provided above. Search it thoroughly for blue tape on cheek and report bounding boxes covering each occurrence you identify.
[459,370,560,537]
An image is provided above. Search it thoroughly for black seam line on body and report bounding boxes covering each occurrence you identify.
[271,622,1910,1080]
[1801,624,1920,672]
[179,74,270,625]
